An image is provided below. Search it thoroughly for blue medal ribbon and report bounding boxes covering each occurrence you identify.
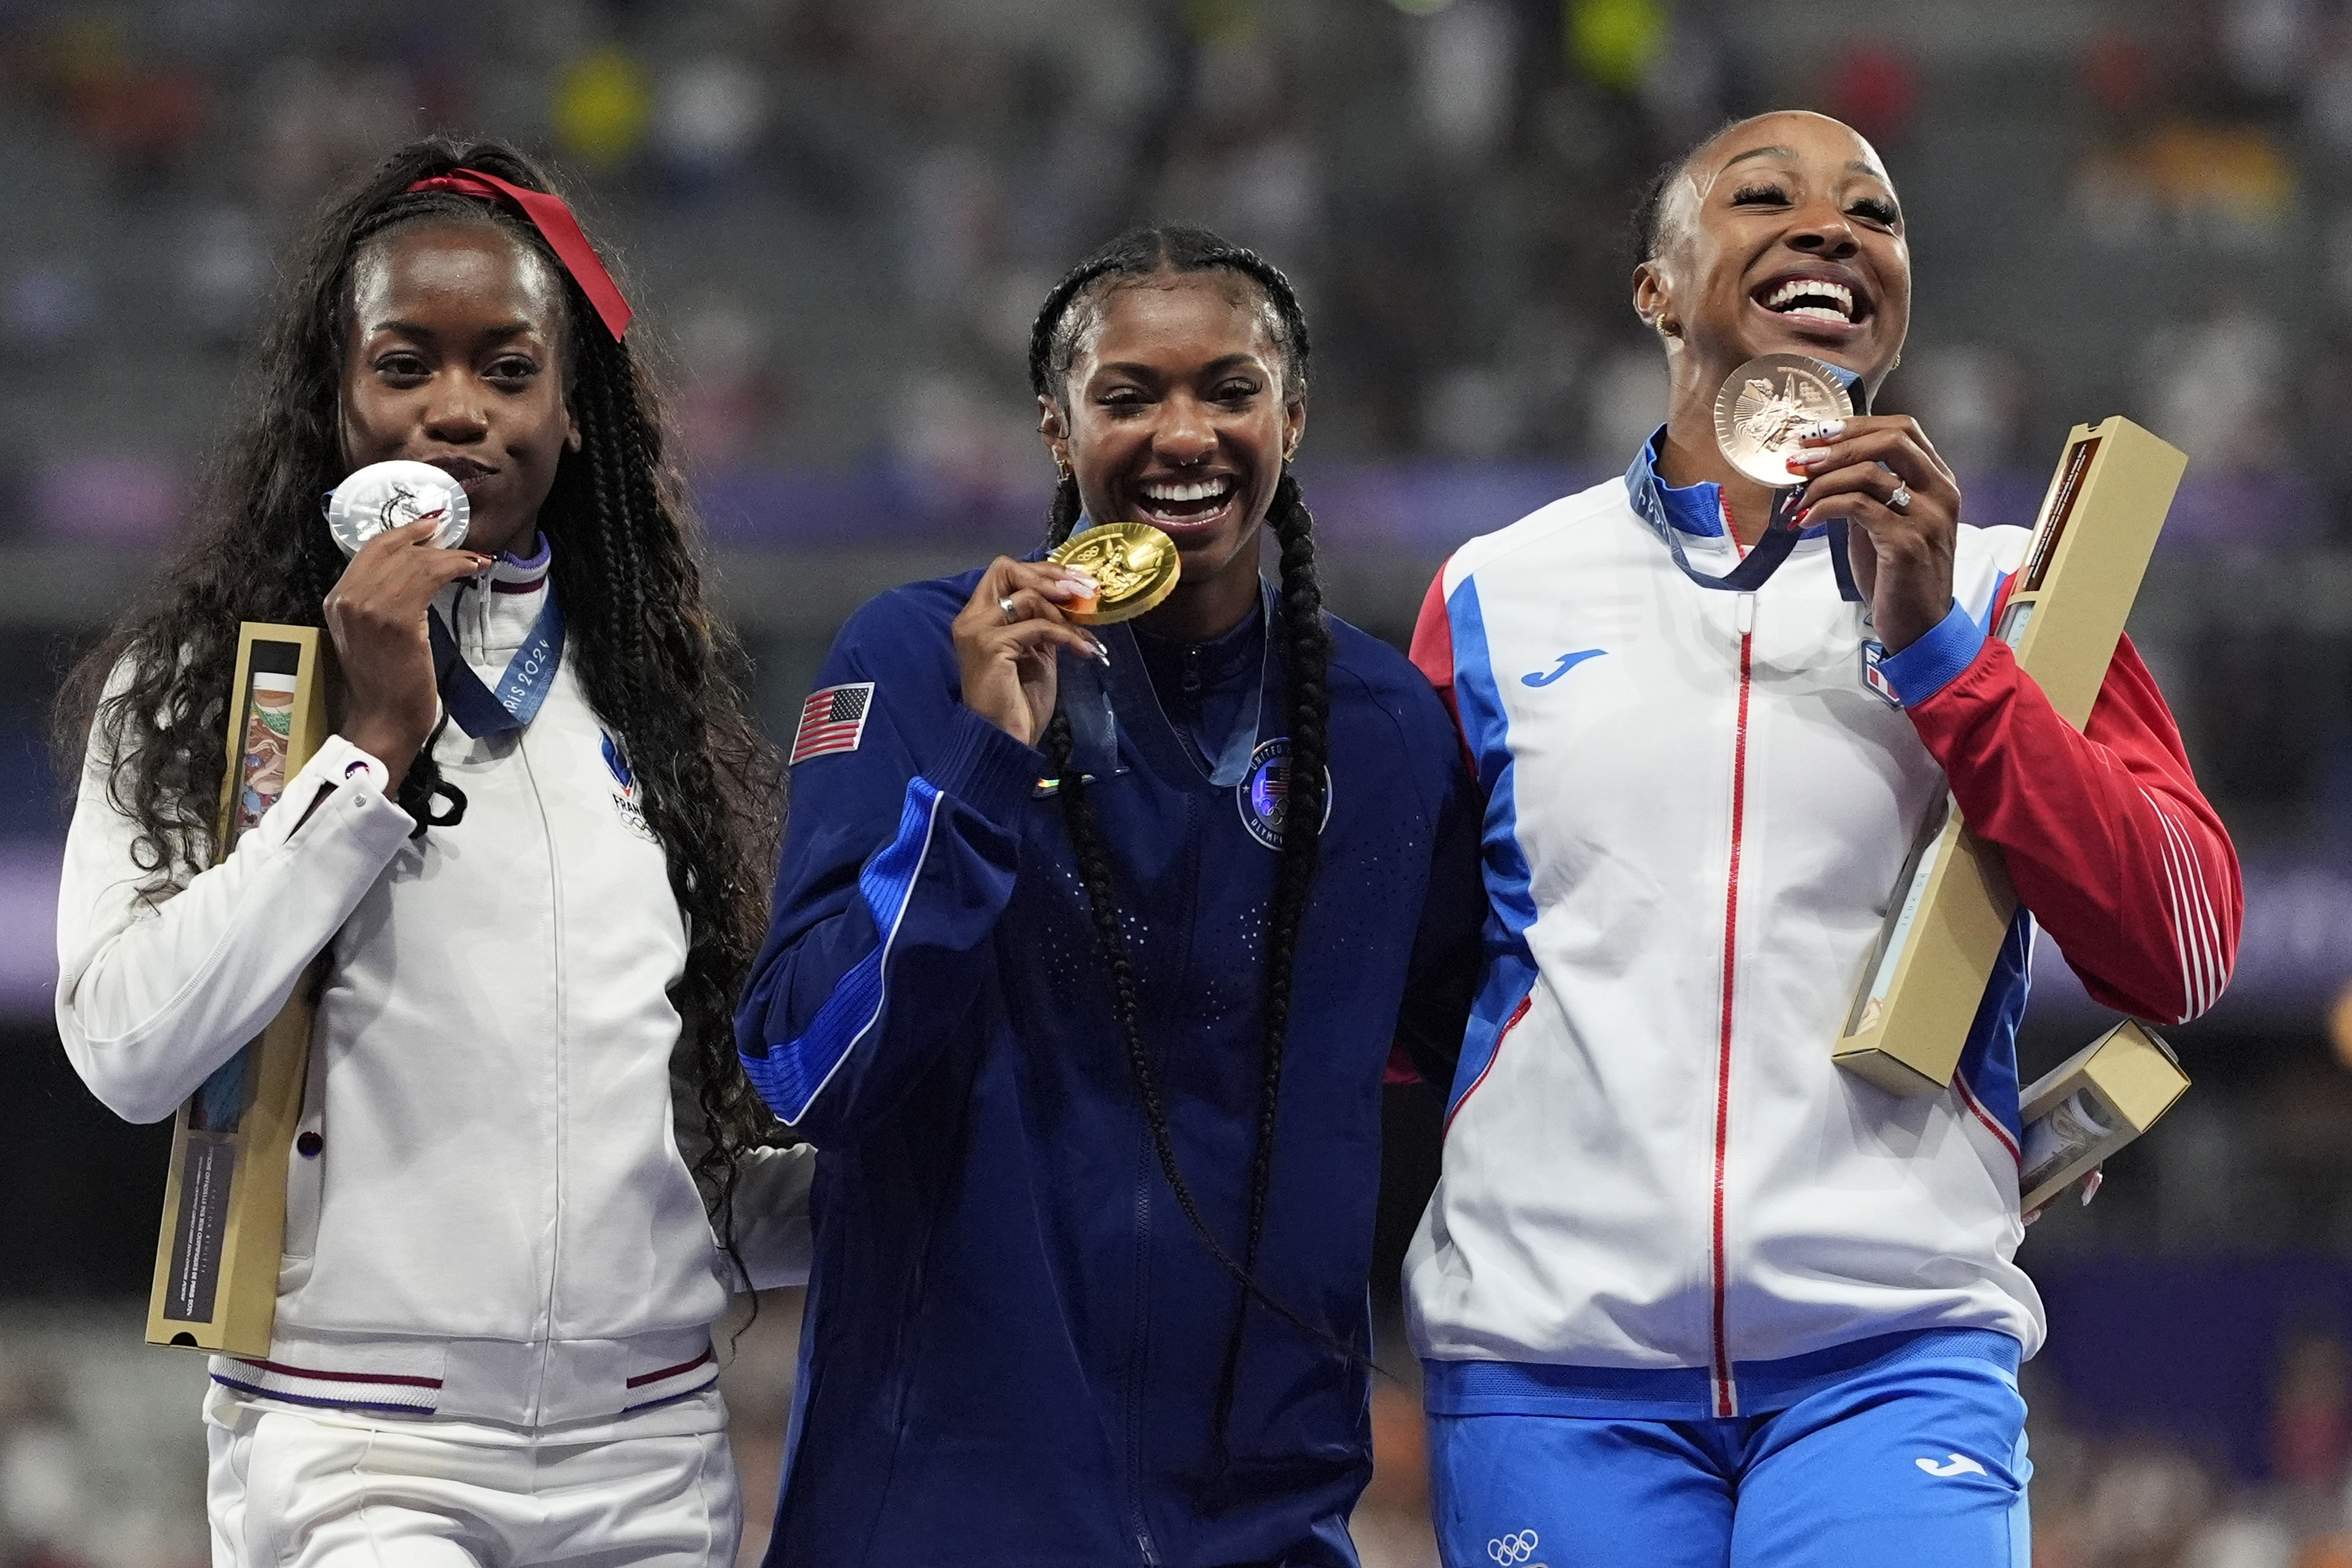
[1625,364,1868,603]
[428,589,565,739]
[1206,580,1277,788]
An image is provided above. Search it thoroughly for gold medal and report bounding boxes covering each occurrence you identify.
[1713,353,1854,488]
[1049,522,1181,625]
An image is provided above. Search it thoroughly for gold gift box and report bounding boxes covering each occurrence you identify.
[2018,1019,2190,1214]
[147,624,334,1355]
[1835,417,2187,1095]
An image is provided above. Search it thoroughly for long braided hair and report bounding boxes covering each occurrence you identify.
[1027,226,1340,1448]
[53,136,784,1247]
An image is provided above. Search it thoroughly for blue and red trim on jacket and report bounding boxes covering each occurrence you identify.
[1409,439,2036,1418]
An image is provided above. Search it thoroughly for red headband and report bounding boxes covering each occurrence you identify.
[404,168,632,341]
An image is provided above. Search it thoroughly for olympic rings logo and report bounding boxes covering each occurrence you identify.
[1487,1531,1541,1564]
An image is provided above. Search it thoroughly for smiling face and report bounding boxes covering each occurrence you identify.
[1039,271,1304,639]
[341,220,578,559]
[1635,111,1909,395]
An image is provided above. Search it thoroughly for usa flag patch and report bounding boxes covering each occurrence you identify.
[791,682,875,764]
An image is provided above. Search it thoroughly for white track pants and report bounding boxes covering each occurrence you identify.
[205,1399,742,1568]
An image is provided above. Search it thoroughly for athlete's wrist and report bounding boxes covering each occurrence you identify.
[339,712,429,793]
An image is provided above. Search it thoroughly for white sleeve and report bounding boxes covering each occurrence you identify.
[724,1142,816,1292]
[669,1045,817,1293]
[55,720,417,1125]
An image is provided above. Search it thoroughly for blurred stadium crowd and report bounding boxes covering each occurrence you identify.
[4,1,2352,1565]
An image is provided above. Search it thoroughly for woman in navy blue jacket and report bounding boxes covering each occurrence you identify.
[734,227,1486,1567]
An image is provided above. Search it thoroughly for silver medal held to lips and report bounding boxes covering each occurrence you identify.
[322,460,471,557]
[1713,353,1854,489]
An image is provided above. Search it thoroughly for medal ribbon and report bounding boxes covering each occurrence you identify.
[428,590,566,739]
[1200,580,1278,788]
[1627,365,1868,601]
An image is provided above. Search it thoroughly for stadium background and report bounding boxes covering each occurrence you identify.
[1,0,2348,1563]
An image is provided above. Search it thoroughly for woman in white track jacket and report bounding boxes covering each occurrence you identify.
[1407,112,2241,1568]
[53,138,807,1568]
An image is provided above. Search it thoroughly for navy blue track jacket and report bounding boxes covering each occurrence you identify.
[735,566,1485,1567]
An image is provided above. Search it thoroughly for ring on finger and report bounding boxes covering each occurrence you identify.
[999,595,1019,623]
[1887,482,1913,512]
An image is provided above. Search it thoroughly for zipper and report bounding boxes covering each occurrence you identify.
[1124,1117,1157,1565]
[1709,594,1755,1418]
[1122,795,1202,1568]
[503,588,569,1424]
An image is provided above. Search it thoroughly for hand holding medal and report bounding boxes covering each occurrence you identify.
[320,462,495,789]
[1756,356,1963,655]
[953,551,1117,749]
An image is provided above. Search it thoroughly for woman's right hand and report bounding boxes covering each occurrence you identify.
[951,558,1104,749]
[322,517,492,792]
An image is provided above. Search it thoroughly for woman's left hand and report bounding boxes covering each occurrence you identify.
[1786,415,1960,653]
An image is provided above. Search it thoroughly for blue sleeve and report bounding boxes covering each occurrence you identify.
[733,587,1043,1143]
[1877,600,1983,706]
[1381,668,1489,1084]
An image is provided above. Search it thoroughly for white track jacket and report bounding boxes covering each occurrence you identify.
[1405,440,2240,1420]
[57,550,810,1430]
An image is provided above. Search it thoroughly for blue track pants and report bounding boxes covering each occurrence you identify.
[1427,1346,2029,1568]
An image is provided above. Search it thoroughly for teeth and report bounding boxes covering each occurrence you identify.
[1764,278,1855,321]
[1142,479,1233,503]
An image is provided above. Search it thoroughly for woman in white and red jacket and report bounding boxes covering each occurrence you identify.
[1407,111,2240,1568]
[54,138,806,1568]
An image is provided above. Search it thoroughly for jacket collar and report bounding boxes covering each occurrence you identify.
[438,533,554,656]
[488,532,551,595]
[1625,426,1730,539]
[1623,425,1832,543]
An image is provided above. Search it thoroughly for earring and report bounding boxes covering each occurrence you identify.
[1055,454,1072,482]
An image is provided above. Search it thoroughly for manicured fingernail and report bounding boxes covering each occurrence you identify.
[1800,419,1845,440]
[1092,639,1110,664]
[1786,450,1827,471]
[1792,507,1812,526]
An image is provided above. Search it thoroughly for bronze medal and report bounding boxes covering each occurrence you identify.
[1049,522,1182,625]
[1713,353,1855,488]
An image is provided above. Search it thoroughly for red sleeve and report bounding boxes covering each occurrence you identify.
[1904,631,2241,1024]
[1411,565,1474,769]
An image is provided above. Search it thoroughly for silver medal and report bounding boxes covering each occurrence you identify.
[323,460,470,557]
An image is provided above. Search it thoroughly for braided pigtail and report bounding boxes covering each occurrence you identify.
[1044,471,1083,547]
[547,318,784,1297]
[1208,467,1334,1441]
[1043,706,1345,1365]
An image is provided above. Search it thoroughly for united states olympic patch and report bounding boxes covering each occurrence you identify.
[792,682,875,764]
[1237,736,1332,851]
